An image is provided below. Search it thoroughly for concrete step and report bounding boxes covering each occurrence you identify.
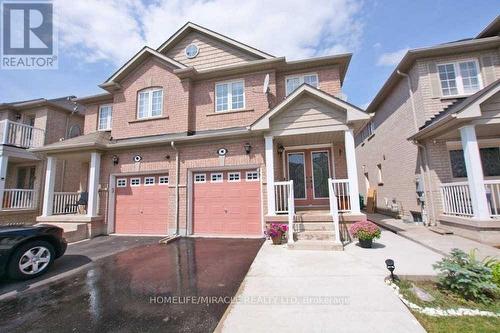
[294,222,334,232]
[288,240,343,251]
[36,222,88,243]
[294,214,333,223]
[295,231,336,241]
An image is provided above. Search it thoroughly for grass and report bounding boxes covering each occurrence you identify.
[396,280,500,333]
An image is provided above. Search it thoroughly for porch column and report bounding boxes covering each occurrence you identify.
[0,155,8,207]
[87,152,101,217]
[460,125,489,219]
[41,156,56,216]
[265,136,276,215]
[344,129,361,213]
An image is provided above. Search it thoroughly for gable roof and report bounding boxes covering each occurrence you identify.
[476,15,500,39]
[251,84,369,131]
[0,96,82,114]
[100,47,187,89]
[157,22,274,60]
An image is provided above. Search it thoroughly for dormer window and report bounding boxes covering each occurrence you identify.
[137,88,163,119]
[286,73,318,96]
[437,60,482,97]
[98,104,112,131]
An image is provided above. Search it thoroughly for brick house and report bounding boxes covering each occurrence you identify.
[0,97,84,224]
[355,17,500,245]
[32,22,368,248]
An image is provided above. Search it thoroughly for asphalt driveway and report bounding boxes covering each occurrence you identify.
[0,237,264,333]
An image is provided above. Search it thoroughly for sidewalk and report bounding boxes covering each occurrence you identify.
[217,230,440,333]
[367,213,500,259]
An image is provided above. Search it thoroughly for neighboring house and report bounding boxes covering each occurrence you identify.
[355,16,500,245]
[33,22,368,248]
[0,97,84,224]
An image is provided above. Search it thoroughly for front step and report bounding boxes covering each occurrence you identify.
[288,240,343,251]
[294,222,334,231]
[36,222,88,243]
[295,230,336,241]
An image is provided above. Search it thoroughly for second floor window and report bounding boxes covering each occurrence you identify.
[98,105,112,131]
[215,80,245,112]
[437,60,482,97]
[138,88,163,119]
[286,73,318,96]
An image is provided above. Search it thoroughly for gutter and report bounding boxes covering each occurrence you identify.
[171,141,180,236]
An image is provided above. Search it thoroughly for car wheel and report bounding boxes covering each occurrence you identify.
[7,240,55,280]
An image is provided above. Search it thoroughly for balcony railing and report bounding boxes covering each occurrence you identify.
[0,120,45,148]
[1,189,37,210]
[485,180,500,218]
[440,180,500,218]
[53,192,79,215]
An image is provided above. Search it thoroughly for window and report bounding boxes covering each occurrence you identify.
[215,80,245,112]
[285,73,318,96]
[117,178,127,187]
[449,148,500,178]
[194,173,206,183]
[130,178,141,186]
[68,124,81,138]
[359,121,374,141]
[228,172,241,182]
[144,177,155,186]
[98,105,112,131]
[377,164,383,185]
[246,171,259,181]
[159,176,169,185]
[437,60,482,97]
[211,173,223,183]
[137,88,163,119]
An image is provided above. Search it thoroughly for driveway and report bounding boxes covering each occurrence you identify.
[217,230,443,333]
[0,237,264,333]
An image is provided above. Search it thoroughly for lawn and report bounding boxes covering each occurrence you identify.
[396,280,500,333]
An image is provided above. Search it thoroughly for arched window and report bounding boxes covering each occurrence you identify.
[68,124,81,138]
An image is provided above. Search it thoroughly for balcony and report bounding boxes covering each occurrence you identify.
[0,189,37,210]
[0,120,45,149]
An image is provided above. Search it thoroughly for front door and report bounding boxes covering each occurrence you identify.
[286,149,332,207]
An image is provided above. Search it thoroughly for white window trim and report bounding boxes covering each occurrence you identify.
[144,176,155,186]
[117,178,127,187]
[228,172,241,182]
[130,178,141,187]
[214,79,245,112]
[436,59,483,97]
[210,172,223,183]
[98,104,112,131]
[194,173,206,183]
[137,87,164,119]
[245,171,259,182]
[159,176,169,185]
[285,72,319,96]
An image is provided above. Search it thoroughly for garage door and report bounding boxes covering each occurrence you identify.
[114,174,169,235]
[192,169,262,236]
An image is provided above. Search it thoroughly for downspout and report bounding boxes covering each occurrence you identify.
[171,141,180,235]
[397,70,436,225]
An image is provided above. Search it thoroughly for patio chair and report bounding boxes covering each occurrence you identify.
[65,192,88,214]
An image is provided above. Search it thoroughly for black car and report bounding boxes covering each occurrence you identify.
[0,224,67,280]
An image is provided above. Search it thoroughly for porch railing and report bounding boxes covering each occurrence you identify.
[274,181,295,244]
[53,192,79,215]
[0,120,45,148]
[440,182,473,217]
[328,179,341,244]
[1,189,37,210]
[485,180,500,218]
[329,179,351,212]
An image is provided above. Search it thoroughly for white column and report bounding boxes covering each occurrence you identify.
[345,129,361,213]
[460,125,489,219]
[0,155,8,207]
[42,156,56,216]
[87,152,101,217]
[265,136,276,215]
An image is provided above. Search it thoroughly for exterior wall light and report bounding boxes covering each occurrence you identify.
[244,143,252,154]
[277,144,285,155]
[112,155,119,165]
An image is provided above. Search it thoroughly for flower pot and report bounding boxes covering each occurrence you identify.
[271,233,283,245]
[359,238,373,248]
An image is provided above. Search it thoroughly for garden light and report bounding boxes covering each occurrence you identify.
[385,259,395,280]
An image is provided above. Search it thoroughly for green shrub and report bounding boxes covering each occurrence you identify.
[491,262,500,288]
[433,248,499,303]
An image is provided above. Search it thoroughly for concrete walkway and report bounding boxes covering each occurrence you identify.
[368,213,500,260]
[217,230,441,333]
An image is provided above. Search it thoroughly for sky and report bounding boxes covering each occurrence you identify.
[0,0,499,108]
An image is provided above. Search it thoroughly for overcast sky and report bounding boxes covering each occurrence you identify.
[0,0,498,108]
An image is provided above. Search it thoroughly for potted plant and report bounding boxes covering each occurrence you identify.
[265,223,288,245]
[349,220,381,248]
